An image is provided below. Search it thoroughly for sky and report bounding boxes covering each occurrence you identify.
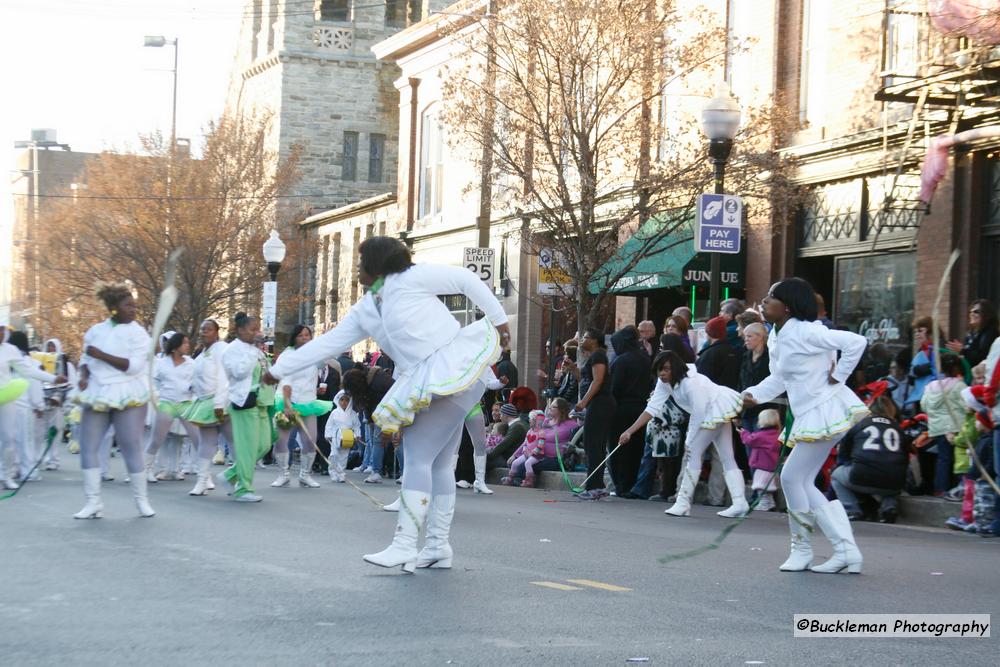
[0,0,247,306]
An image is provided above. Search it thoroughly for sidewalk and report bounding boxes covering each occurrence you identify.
[487,468,956,529]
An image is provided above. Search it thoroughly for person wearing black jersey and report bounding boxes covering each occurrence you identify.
[831,395,911,524]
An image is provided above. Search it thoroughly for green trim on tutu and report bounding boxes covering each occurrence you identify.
[181,397,226,425]
[274,398,333,417]
[157,399,193,419]
[0,378,28,406]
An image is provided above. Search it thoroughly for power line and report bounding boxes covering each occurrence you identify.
[11,191,368,201]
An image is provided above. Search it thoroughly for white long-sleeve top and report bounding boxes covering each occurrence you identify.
[325,390,362,445]
[1,342,56,388]
[276,347,321,404]
[645,363,738,433]
[191,340,229,409]
[744,318,867,418]
[222,339,268,407]
[270,263,509,382]
[153,355,196,403]
[983,336,1000,422]
[79,320,150,390]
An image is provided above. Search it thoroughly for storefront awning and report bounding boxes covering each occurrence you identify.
[587,215,695,295]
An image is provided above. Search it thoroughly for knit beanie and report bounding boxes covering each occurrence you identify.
[705,316,728,341]
[499,403,519,417]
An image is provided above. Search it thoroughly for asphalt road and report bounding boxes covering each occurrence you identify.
[2,456,998,666]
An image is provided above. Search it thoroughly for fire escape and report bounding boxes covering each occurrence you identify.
[872,0,1000,249]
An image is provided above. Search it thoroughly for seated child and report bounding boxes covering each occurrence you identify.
[739,408,782,511]
[502,410,546,487]
[326,390,361,483]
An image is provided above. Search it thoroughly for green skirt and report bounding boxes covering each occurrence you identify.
[158,399,193,419]
[181,397,226,425]
[274,398,333,417]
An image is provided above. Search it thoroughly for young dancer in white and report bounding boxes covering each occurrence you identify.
[326,390,362,482]
[618,350,748,518]
[75,283,154,518]
[42,338,75,471]
[266,236,509,573]
[182,319,230,496]
[743,278,868,574]
[0,325,61,490]
[144,333,200,484]
[271,324,330,489]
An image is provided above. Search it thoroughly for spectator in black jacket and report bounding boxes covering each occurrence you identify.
[946,299,998,369]
[738,322,780,432]
[697,316,739,390]
[831,395,911,523]
[608,326,653,496]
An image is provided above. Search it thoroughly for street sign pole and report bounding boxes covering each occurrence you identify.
[708,139,732,318]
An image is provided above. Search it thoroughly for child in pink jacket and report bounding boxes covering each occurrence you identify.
[740,408,782,511]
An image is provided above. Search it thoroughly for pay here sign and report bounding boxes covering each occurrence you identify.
[695,193,742,254]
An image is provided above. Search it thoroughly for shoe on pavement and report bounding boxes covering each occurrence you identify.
[234,493,263,503]
[944,516,968,531]
[364,472,383,484]
[575,488,608,500]
[878,507,898,524]
[455,480,472,489]
[212,451,226,465]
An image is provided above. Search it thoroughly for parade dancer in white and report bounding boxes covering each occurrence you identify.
[618,350,747,518]
[182,319,230,496]
[743,278,868,574]
[7,331,49,483]
[74,283,154,518]
[266,237,509,573]
[326,390,362,482]
[0,325,61,489]
[271,325,330,489]
[144,333,200,485]
[42,338,76,471]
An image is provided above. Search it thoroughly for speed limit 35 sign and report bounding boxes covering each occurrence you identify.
[464,247,495,287]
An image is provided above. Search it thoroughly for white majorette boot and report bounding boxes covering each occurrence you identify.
[811,500,863,574]
[189,458,213,496]
[382,495,401,511]
[299,452,321,488]
[270,451,290,487]
[363,489,429,573]
[665,468,697,517]
[472,454,493,494]
[129,474,156,517]
[73,468,104,519]
[416,493,456,569]
[779,510,815,571]
[717,470,750,518]
[144,452,158,483]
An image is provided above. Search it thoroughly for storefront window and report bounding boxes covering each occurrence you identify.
[835,252,915,367]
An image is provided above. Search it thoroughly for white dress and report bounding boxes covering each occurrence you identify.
[77,320,151,412]
[271,264,508,434]
[745,318,868,445]
[645,364,743,431]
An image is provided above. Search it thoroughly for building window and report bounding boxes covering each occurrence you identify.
[835,252,915,364]
[884,0,922,87]
[369,133,385,183]
[316,0,350,22]
[419,109,444,218]
[386,0,422,28]
[799,0,829,127]
[342,131,358,181]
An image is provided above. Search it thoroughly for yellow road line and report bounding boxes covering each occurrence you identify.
[566,579,632,592]
[530,581,584,591]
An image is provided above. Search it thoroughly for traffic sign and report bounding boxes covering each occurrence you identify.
[464,247,496,287]
[538,248,574,296]
[695,193,742,254]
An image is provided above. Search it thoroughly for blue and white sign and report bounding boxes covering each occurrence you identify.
[696,193,742,254]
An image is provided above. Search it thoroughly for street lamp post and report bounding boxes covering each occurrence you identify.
[262,230,287,340]
[700,82,741,317]
[143,36,179,154]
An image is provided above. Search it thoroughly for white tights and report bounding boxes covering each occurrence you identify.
[274,415,317,455]
[683,425,740,478]
[402,382,483,496]
[779,438,836,512]
[465,410,487,457]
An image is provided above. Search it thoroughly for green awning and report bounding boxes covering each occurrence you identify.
[587,214,695,295]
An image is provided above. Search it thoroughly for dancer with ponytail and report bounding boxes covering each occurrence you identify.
[182,319,230,496]
[74,283,154,518]
[618,350,747,518]
[265,236,509,573]
[270,324,330,489]
[144,332,200,485]
[742,278,868,574]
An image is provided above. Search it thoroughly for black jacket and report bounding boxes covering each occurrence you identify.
[961,329,998,368]
[696,340,739,390]
[609,328,653,408]
[837,416,908,490]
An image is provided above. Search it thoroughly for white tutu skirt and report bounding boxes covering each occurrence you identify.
[697,386,744,430]
[76,378,150,412]
[788,386,868,445]
[372,319,501,435]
